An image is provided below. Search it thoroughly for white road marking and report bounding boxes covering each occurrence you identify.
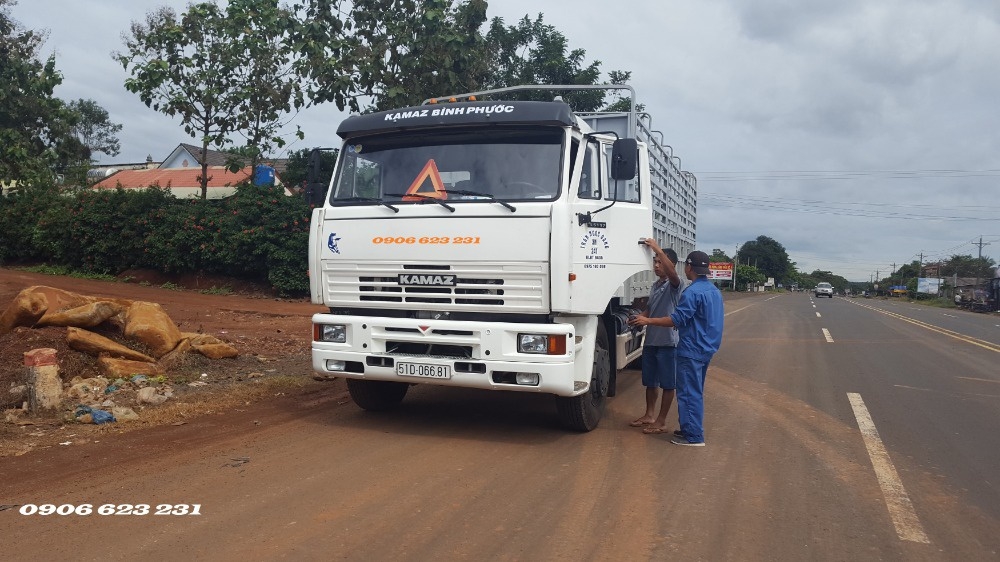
[844,300,1000,353]
[812,304,817,308]
[943,314,956,318]
[822,328,834,342]
[848,393,930,544]
[957,376,1000,385]
[815,312,822,318]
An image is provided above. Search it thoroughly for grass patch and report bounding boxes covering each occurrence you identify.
[17,265,117,281]
[160,281,182,291]
[200,286,233,296]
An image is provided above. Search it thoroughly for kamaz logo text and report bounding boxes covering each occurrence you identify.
[398,274,456,287]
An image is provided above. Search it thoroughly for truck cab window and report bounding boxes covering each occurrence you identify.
[577,142,601,199]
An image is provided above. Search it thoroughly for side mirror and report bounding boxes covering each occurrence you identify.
[610,138,638,180]
[305,148,328,206]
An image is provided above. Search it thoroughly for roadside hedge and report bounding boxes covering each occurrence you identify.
[0,183,312,296]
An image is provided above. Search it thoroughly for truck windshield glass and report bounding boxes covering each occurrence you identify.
[332,128,563,204]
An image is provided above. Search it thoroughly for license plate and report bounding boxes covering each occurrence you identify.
[396,362,451,379]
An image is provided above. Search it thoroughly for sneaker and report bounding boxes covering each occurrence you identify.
[672,429,685,438]
[670,436,705,447]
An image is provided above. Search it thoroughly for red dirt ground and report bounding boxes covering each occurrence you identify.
[0,267,332,455]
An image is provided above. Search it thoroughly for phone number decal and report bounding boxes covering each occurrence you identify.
[371,236,480,245]
[17,503,202,516]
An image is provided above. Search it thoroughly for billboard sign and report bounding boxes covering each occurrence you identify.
[917,277,942,295]
[708,262,734,281]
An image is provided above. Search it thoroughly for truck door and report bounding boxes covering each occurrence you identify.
[565,139,652,314]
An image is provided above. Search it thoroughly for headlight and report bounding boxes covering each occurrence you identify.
[316,323,347,343]
[517,333,567,355]
[518,334,548,353]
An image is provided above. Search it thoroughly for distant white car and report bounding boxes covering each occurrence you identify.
[814,282,834,298]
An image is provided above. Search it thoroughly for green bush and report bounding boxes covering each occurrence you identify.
[0,184,64,264]
[1,183,311,296]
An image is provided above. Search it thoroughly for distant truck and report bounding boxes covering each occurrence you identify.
[307,85,697,431]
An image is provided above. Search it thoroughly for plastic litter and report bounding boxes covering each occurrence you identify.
[90,409,116,424]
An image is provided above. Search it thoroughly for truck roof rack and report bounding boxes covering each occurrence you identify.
[423,84,638,138]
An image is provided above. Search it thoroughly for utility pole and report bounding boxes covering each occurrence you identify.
[973,236,990,298]
[733,244,739,292]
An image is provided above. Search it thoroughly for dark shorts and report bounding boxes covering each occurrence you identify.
[641,345,677,390]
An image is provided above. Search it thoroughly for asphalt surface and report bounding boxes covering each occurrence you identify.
[3,292,999,560]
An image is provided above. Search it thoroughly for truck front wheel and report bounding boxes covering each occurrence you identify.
[346,379,409,411]
[556,319,610,432]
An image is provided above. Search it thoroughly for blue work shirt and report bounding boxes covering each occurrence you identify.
[670,277,724,361]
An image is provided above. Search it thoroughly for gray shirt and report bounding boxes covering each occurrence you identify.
[644,276,687,347]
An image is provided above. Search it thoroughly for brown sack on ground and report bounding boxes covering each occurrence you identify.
[37,301,126,328]
[97,357,165,379]
[0,289,48,336]
[1,286,118,336]
[157,338,192,370]
[192,342,239,359]
[66,327,156,363]
[123,301,183,358]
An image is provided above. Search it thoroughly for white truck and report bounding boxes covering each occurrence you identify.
[308,85,697,431]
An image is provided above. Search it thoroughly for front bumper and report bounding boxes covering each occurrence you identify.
[311,314,585,397]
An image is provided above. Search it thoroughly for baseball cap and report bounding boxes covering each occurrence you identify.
[685,251,711,275]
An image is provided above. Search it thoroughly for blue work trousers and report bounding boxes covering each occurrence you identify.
[677,355,711,443]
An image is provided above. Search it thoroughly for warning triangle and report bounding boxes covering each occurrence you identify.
[405,159,447,200]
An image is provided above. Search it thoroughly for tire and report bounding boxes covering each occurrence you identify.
[556,319,611,432]
[346,379,409,411]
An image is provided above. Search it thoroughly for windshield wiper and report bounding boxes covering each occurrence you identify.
[335,196,398,213]
[439,189,516,212]
[384,192,455,212]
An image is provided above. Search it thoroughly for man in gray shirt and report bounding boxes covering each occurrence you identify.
[628,238,687,434]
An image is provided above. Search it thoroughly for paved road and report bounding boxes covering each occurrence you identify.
[3,293,998,560]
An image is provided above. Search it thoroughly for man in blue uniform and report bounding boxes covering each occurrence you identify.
[630,250,724,446]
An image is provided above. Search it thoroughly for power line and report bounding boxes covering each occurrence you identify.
[699,168,1000,181]
[701,193,1000,221]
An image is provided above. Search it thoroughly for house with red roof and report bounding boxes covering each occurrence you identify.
[91,143,290,199]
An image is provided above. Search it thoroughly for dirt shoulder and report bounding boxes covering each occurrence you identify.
[0,267,332,456]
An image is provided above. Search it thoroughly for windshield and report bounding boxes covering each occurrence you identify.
[331,127,564,204]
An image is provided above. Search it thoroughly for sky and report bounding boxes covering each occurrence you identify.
[11,0,1000,282]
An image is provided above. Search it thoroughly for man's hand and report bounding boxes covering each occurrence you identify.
[642,238,663,253]
[628,313,651,327]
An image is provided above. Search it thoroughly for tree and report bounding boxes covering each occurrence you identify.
[735,264,764,292]
[223,0,306,167]
[481,14,619,111]
[346,0,489,111]
[117,4,239,199]
[117,1,310,198]
[710,249,731,262]
[941,254,996,279]
[53,99,123,185]
[738,235,794,283]
[0,0,65,185]
[67,99,123,160]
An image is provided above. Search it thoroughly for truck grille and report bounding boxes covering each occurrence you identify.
[322,262,548,312]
